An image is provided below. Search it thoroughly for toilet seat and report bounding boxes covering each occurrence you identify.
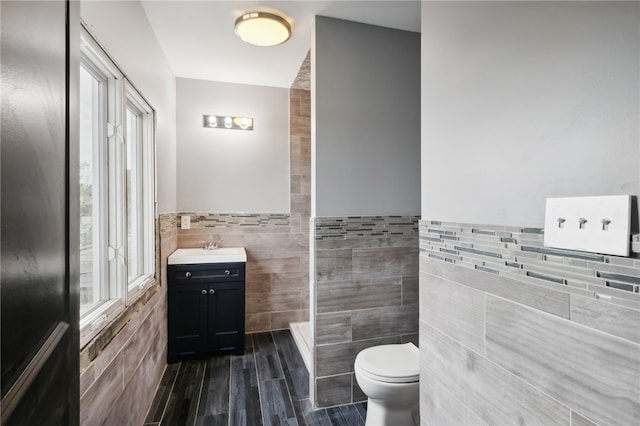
[355,343,419,383]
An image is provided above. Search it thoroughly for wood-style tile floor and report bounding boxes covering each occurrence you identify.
[144,330,367,426]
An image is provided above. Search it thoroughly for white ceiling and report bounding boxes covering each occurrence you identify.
[141,0,421,88]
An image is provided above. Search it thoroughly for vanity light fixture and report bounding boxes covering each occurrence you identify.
[234,11,291,47]
[203,114,254,131]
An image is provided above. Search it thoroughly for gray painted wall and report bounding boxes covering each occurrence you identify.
[176,78,290,213]
[421,1,640,227]
[313,16,421,217]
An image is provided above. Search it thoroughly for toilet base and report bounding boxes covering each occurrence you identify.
[365,398,419,426]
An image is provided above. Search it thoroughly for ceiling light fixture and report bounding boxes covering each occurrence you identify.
[235,11,291,47]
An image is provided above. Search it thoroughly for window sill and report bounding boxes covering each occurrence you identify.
[79,278,160,372]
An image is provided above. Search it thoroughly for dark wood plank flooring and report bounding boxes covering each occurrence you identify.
[144,330,366,426]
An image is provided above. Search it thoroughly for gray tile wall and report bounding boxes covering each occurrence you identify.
[419,220,640,426]
[79,214,176,425]
[312,216,420,408]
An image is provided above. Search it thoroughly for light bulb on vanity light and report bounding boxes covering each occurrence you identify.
[233,117,252,130]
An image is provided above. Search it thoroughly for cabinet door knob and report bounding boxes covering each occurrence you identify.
[209,289,215,294]
[201,289,207,295]
[185,272,192,278]
[224,270,230,276]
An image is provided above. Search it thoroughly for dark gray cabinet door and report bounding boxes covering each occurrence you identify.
[168,283,210,361]
[168,263,246,361]
[1,1,79,424]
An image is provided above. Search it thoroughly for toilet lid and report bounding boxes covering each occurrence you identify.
[355,343,419,383]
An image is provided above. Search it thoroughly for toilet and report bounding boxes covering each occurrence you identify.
[354,343,419,426]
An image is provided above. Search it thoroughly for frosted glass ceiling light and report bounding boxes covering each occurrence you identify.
[235,12,291,47]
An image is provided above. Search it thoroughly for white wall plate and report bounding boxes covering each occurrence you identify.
[544,195,631,256]
[181,215,191,230]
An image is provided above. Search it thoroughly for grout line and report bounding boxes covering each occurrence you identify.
[157,363,182,424]
[191,360,207,426]
[272,330,300,423]
[227,355,233,426]
[251,334,267,426]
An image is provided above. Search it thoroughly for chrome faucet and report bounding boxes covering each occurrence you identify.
[201,237,219,250]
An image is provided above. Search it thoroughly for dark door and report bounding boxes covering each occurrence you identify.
[209,282,245,353]
[168,283,209,362]
[1,1,79,424]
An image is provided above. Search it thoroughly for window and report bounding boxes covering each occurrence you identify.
[79,29,156,347]
[79,64,106,315]
[125,83,155,300]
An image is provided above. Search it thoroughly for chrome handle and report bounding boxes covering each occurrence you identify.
[201,289,207,295]
[209,289,215,294]
[185,271,192,278]
[224,270,230,276]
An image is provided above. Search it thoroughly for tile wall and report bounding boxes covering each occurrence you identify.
[419,220,640,426]
[312,216,420,408]
[79,214,177,425]
[175,87,311,333]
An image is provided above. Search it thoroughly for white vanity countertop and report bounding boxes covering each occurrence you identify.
[168,247,247,265]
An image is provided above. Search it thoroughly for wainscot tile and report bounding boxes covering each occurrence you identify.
[401,333,420,346]
[402,275,419,305]
[246,291,301,314]
[106,336,166,426]
[271,271,308,292]
[316,374,352,408]
[486,295,640,426]
[317,277,401,314]
[315,249,353,282]
[571,411,599,426]
[353,246,418,279]
[570,295,640,344]
[246,313,271,333]
[421,257,570,319]
[316,236,418,250]
[351,305,418,341]
[316,313,352,345]
[421,321,570,426]
[420,273,485,355]
[352,375,367,403]
[316,336,400,376]
[419,361,488,426]
[80,355,124,426]
[271,309,309,330]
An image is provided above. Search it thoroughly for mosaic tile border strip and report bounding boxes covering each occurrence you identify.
[316,216,420,240]
[177,212,291,228]
[420,220,640,305]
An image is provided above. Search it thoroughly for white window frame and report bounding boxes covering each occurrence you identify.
[124,82,156,301]
[79,28,157,348]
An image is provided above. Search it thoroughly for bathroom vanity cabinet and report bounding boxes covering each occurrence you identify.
[167,261,246,363]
